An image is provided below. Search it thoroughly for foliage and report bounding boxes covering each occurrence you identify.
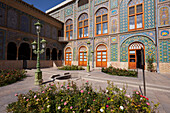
[102,66,137,77]
[0,69,27,87]
[147,56,155,72]
[7,81,159,113]
[58,65,85,70]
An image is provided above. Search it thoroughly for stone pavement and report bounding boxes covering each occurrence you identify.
[0,67,170,113]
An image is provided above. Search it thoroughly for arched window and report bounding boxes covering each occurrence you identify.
[128,0,144,31]
[79,46,87,66]
[78,0,88,7]
[65,19,73,40]
[96,44,107,67]
[95,8,108,36]
[78,13,88,38]
[65,47,72,65]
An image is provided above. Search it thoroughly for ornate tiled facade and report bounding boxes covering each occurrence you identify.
[111,44,118,61]
[159,40,170,63]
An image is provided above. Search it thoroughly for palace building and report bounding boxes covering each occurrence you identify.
[0,0,64,69]
[46,0,170,73]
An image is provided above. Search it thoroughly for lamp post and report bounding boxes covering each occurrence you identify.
[31,20,47,85]
[87,41,91,72]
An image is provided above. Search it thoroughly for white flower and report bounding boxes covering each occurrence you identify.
[23,97,26,99]
[47,105,50,108]
[87,109,90,112]
[120,106,124,110]
[100,108,104,112]
[58,106,61,110]
[119,88,122,91]
[125,94,130,98]
[106,90,108,93]
[140,97,143,100]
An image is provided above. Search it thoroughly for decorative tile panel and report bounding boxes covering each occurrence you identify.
[144,0,155,29]
[120,36,156,62]
[20,15,30,32]
[111,18,118,34]
[64,5,73,17]
[120,0,128,33]
[94,2,108,12]
[110,0,118,9]
[111,9,118,16]
[111,44,118,61]
[0,29,6,60]
[120,31,155,45]
[159,40,170,63]
[159,7,169,26]
[73,4,77,39]
[78,4,88,11]
[94,0,108,5]
[0,7,6,26]
[90,0,94,37]
[73,47,76,61]
[7,9,18,29]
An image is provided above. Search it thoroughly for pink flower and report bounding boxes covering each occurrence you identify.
[136,92,139,95]
[107,97,110,100]
[86,81,88,82]
[26,99,29,101]
[36,99,39,101]
[61,99,63,102]
[64,102,67,105]
[93,99,95,101]
[67,87,70,89]
[146,102,150,106]
[146,98,149,100]
[81,90,84,93]
[61,84,63,87]
[88,92,90,94]
[106,105,109,108]
[70,106,73,109]
[15,93,18,96]
[42,91,45,93]
[34,95,37,98]
[49,88,52,90]
[51,84,54,86]
[67,85,69,87]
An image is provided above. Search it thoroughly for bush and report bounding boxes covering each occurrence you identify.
[102,66,137,77]
[0,69,27,87]
[7,81,159,113]
[58,65,85,70]
[147,56,155,72]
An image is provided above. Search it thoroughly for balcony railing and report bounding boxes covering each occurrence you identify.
[58,37,69,42]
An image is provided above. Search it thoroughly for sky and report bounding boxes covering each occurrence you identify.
[23,0,65,12]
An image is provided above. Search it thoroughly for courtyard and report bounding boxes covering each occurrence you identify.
[0,67,170,112]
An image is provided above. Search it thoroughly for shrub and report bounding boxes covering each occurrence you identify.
[7,81,159,113]
[0,69,27,87]
[58,65,85,70]
[147,56,155,72]
[102,66,137,77]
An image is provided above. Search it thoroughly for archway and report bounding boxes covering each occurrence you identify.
[58,50,62,60]
[79,46,87,66]
[46,48,50,60]
[96,44,107,67]
[52,48,57,60]
[65,47,72,65]
[7,42,17,60]
[128,42,145,69]
[18,43,30,60]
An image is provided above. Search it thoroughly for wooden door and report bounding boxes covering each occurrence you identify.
[65,47,72,65]
[79,46,87,66]
[128,42,144,69]
[96,45,107,67]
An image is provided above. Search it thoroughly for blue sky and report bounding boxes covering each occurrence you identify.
[23,0,65,12]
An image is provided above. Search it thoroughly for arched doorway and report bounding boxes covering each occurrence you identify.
[96,44,107,67]
[65,47,72,65]
[79,46,87,66]
[128,42,145,69]
[7,42,17,60]
[46,48,50,60]
[52,48,57,60]
[18,43,30,60]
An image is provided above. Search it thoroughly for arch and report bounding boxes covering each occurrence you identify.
[95,7,108,16]
[78,13,89,38]
[78,0,88,7]
[52,48,57,60]
[96,44,107,67]
[18,43,30,60]
[65,47,72,65]
[46,48,50,60]
[128,42,145,69]
[65,19,73,40]
[7,42,17,60]
[78,46,87,66]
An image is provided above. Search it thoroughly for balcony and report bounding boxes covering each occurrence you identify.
[58,37,69,42]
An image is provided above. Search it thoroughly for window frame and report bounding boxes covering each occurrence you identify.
[128,2,144,31]
[78,14,89,39]
[95,9,109,36]
[65,20,73,40]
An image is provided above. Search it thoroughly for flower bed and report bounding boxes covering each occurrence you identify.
[0,69,27,87]
[7,81,159,112]
[58,65,85,70]
[102,66,137,77]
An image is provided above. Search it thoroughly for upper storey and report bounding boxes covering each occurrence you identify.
[46,0,170,40]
